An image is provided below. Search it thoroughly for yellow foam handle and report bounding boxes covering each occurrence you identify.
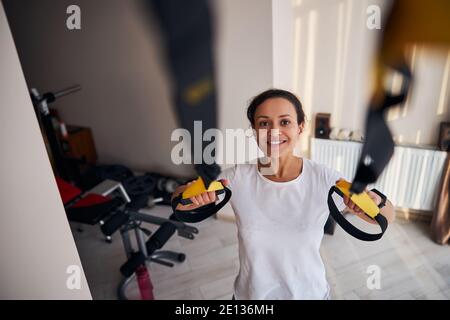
[335,180,380,219]
[182,177,224,199]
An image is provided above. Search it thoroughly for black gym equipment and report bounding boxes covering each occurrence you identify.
[100,199,198,300]
[56,175,198,299]
[30,85,86,185]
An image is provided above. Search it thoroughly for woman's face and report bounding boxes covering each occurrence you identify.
[253,97,304,158]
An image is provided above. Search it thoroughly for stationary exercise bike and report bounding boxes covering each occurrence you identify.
[99,192,198,300]
[56,173,199,300]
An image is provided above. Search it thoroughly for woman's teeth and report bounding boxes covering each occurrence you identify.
[269,140,286,145]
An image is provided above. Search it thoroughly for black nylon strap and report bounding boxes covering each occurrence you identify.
[370,188,387,208]
[150,0,221,189]
[328,186,388,241]
[171,187,232,223]
[351,64,412,194]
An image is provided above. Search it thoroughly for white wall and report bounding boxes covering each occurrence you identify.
[213,0,273,167]
[0,2,91,299]
[289,0,384,155]
[388,47,450,146]
[272,0,294,90]
[216,0,273,133]
[289,0,450,154]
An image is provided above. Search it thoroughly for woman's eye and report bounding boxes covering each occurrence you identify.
[259,121,269,127]
[281,119,290,126]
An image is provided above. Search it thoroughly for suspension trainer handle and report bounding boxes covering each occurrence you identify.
[171,178,232,223]
[328,180,388,241]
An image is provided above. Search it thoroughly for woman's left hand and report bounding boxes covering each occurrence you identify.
[335,180,395,225]
[337,180,382,224]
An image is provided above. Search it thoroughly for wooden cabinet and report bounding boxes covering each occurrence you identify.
[64,125,97,164]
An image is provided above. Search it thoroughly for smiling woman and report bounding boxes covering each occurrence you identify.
[172,88,395,300]
[245,89,306,180]
[247,89,305,133]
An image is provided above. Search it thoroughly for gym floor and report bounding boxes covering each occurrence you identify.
[72,206,450,300]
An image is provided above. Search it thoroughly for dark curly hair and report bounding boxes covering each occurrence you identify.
[247,89,305,127]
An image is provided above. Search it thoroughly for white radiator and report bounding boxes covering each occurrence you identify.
[310,138,447,211]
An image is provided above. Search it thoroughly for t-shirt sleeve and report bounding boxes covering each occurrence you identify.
[322,165,347,212]
[218,164,238,188]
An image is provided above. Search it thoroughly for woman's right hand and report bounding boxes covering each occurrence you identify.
[172,179,229,211]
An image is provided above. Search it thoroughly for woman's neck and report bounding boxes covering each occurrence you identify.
[258,154,303,182]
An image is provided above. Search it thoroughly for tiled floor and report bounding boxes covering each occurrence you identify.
[72,205,450,300]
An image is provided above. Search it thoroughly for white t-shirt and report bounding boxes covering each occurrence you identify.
[218,158,345,300]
